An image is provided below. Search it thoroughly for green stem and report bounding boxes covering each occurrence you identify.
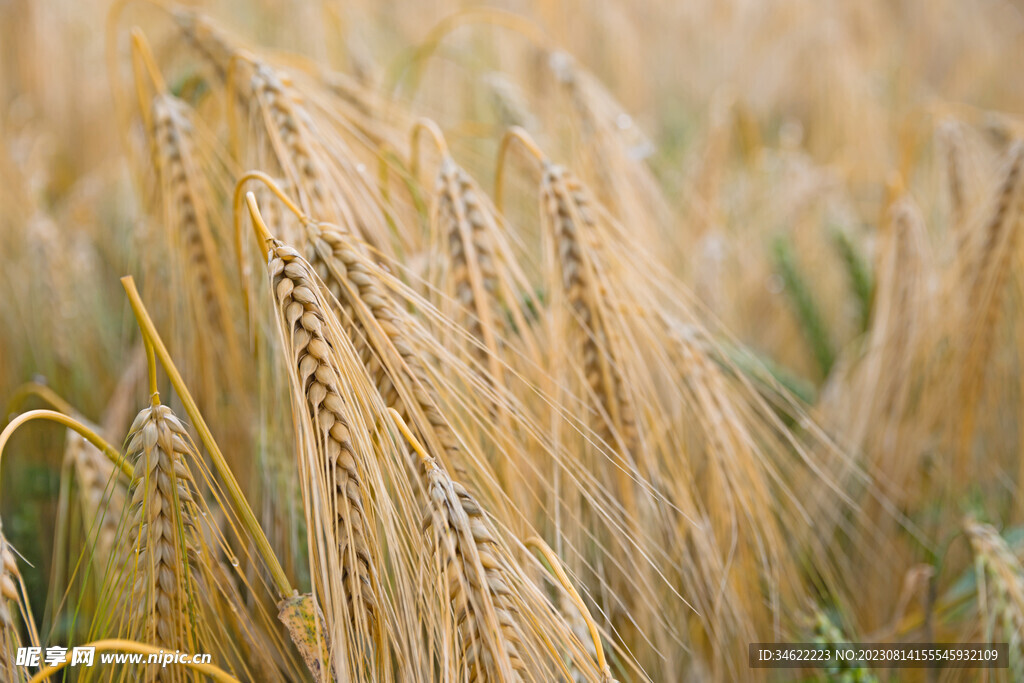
[120,276,293,599]
[773,236,835,379]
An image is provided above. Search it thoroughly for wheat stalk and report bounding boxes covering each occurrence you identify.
[122,400,204,662]
[390,409,526,682]
[526,536,615,682]
[544,50,666,247]
[540,162,639,464]
[434,157,506,378]
[426,151,552,493]
[965,518,1024,678]
[172,11,241,83]
[244,63,396,258]
[956,141,1024,477]
[268,240,384,677]
[299,217,469,479]
[114,394,301,681]
[149,92,245,374]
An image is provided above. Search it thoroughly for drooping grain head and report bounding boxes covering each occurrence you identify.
[955,141,1024,476]
[173,10,241,82]
[268,241,382,676]
[539,163,638,458]
[303,219,467,476]
[415,450,526,682]
[248,64,395,256]
[150,94,238,349]
[434,157,505,364]
[966,141,1024,317]
[251,66,328,225]
[965,518,1024,677]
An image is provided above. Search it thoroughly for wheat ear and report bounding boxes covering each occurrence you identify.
[957,141,1024,476]
[540,163,639,463]
[390,409,526,682]
[123,400,203,656]
[268,240,383,676]
[303,218,467,476]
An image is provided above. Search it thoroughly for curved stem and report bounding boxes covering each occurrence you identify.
[245,192,276,259]
[5,383,78,421]
[232,172,304,320]
[390,8,552,97]
[233,172,304,264]
[409,117,449,183]
[120,276,293,599]
[233,171,307,225]
[494,126,548,213]
[0,411,133,481]
[526,535,609,678]
[27,638,240,683]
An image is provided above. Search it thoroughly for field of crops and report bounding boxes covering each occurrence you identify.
[2,1,1024,681]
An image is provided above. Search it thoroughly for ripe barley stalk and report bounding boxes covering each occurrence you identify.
[540,163,640,499]
[172,10,239,83]
[301,217,469,478]
[123,400,204,670]
[956,141,1024,478]
[247,64,393,257]
[151,94,239,352]
[430,155,536,492]
[267,240,384,678]
[146,92,253,451]
[394,412,526,682]
[434,156,506,393]
[547,52,666,247]
[965,518,1024,677]
[251,65,329,236]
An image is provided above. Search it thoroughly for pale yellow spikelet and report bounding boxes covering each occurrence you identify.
[123,402,203,658]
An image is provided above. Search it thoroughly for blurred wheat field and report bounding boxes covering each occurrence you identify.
[1,0,1024,681]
